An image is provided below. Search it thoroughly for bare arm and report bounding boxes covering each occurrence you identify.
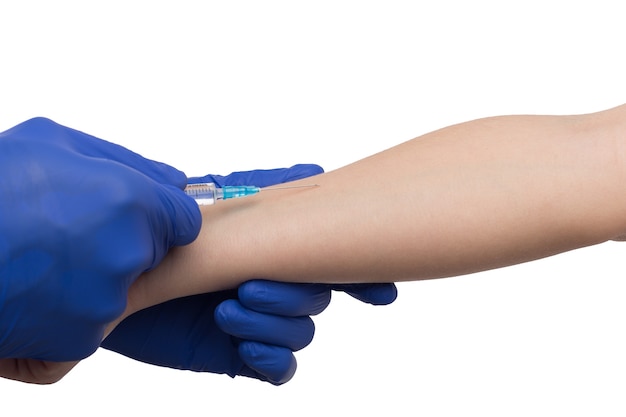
[121,105,626,324]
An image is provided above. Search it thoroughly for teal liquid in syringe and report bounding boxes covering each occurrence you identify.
[184,182,318,205]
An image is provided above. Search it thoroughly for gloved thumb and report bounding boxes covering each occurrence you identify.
[147,183,202,266]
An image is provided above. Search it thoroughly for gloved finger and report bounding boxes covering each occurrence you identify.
[150,183,202,251]
[238,280,331,316]
[332,283,398,305]
[238,341,297,385]
[6,117,189,189]
[189,164,324,188]
[215,300,315,351]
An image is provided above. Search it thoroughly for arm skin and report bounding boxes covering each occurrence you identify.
[120,104,626,325]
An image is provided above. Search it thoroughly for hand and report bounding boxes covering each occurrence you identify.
[102,165,398,384]
[0,118,201,382]
[216,280,397,384]
[102,280,396,385]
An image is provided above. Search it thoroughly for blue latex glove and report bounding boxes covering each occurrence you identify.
[102,166,398,384]
[0,118,201,362]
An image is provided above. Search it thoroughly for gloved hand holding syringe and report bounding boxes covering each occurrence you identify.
[185,182,319,205]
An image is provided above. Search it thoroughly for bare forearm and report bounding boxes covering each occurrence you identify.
[123,106,626,321]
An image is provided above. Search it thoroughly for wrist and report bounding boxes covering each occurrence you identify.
[122,197,268,320]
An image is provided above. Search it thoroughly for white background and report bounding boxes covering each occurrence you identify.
[1,1,626,416]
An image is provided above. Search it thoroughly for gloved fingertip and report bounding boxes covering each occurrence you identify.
[239,280,331,316]
[213,299,244,332]
[283,164,324,181]
[340,283,398,305]
[239,342,297,385]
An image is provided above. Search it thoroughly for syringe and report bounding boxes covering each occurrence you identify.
[184,182,318,205]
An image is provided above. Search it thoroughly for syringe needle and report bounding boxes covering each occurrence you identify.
[261,184,320,191]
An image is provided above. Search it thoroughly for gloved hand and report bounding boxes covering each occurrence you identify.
[102,166,398,384]
[0,118,201,364]
[102,280,397,384]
